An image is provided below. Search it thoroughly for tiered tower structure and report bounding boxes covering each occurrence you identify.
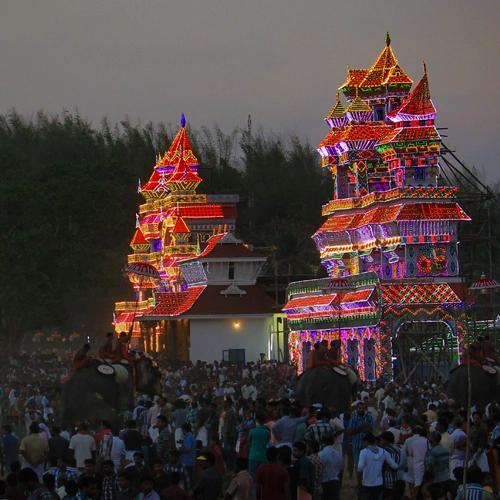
[283,35,470,381]
[114,115,238,339]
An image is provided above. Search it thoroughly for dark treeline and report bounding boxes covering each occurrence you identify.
[1,111,499,346]
[0,111,331,345]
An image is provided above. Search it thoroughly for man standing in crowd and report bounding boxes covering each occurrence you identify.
[19,422,49,479]
[357,433,398,500]
[68,422,96,469]
[348,402,374,482]
[255,447,290,500]
[318,434,343,500]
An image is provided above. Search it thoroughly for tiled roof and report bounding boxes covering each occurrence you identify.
[175,205,236,219]
[340,69,368,89]
[398,203,470,221]
[172,217,190,234]
[157,123,199,168]
[283,288,375,311]
[130,228,148,246]
[317,205,402,233]
[384,63,413,85]
[283,294,338,310]
[342,124,392,142]
[393,70,436,118]
[381,126,440,144]
[145,286,206,317]
[168,158,202,184]
[325,92,346,120]
[317,129,345,149]
[340,37,412,91]
[346,96,372,113]
[140,285,277,318]
[316,202,469,234]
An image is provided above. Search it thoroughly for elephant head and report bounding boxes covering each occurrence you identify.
[295,365,358,412]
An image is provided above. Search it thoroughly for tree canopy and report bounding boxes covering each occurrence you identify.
[0,111,331,343]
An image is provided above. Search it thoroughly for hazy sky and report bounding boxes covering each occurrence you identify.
[1,0,499,179]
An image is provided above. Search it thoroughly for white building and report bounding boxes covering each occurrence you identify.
[141,233,281,363]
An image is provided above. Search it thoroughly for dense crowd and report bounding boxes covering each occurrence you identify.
[0,350,499,500]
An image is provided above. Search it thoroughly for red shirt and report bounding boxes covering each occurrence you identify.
[255,463,289,500]
[95,428,112,445]
[211,443,225,477]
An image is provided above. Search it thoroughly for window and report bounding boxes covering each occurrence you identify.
[374,107,385,121]
[228,262,235,280]
[414,168,426,181]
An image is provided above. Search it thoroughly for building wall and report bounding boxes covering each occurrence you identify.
[189,316,275,363]
[203,261,264,285]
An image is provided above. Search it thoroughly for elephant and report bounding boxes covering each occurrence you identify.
[447,361,500,409]
[295,365,358,411]
[61,356,161,426]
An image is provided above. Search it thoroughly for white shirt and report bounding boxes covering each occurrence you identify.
[358,446,398,487]
[111,436,125,471]
[69,433,96,468]
[403,435,428,486]
[318,445,343,482]
[450,428,467,461]
[374,388,385,406]
[138,491,160,500]
[329,417,345,453]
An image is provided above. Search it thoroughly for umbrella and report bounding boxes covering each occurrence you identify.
[469,273,500,293]
[123,262,161,280]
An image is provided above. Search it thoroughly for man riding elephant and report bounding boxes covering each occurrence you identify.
[63,335,161,425]
[98,332,115,359]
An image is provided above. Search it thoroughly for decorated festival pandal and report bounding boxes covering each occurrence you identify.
[114,116,237,337]
[284,34,470,380]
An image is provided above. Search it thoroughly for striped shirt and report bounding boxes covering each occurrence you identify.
[348,412,374,451]
[44,467,80,488]
[304,421,334,448]
[455,483,494,500]
[382,444,401,490]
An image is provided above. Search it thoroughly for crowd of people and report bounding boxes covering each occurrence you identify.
[0,349,499,500]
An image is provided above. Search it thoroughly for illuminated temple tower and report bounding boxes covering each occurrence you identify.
[283,35,470,381]
[114,115,238,344]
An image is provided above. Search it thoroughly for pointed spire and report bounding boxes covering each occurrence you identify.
[358,34,412,89]
[345,86,373,122]
[166,156,202,191]
[388,66,436,121]
[135,213,140,228]
[346,87,371,113]
[137,178,142,194]
[172,217,190,234]
[130,227,149,250]
[325,90,347,126]
[157,118,199,168]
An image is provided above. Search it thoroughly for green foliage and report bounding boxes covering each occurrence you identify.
[0,111,331,341]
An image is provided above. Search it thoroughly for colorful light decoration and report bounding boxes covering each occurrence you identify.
[283,35,470,380]
[113,115,238,339]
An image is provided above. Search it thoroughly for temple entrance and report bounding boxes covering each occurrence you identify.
[392,321,458,384]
